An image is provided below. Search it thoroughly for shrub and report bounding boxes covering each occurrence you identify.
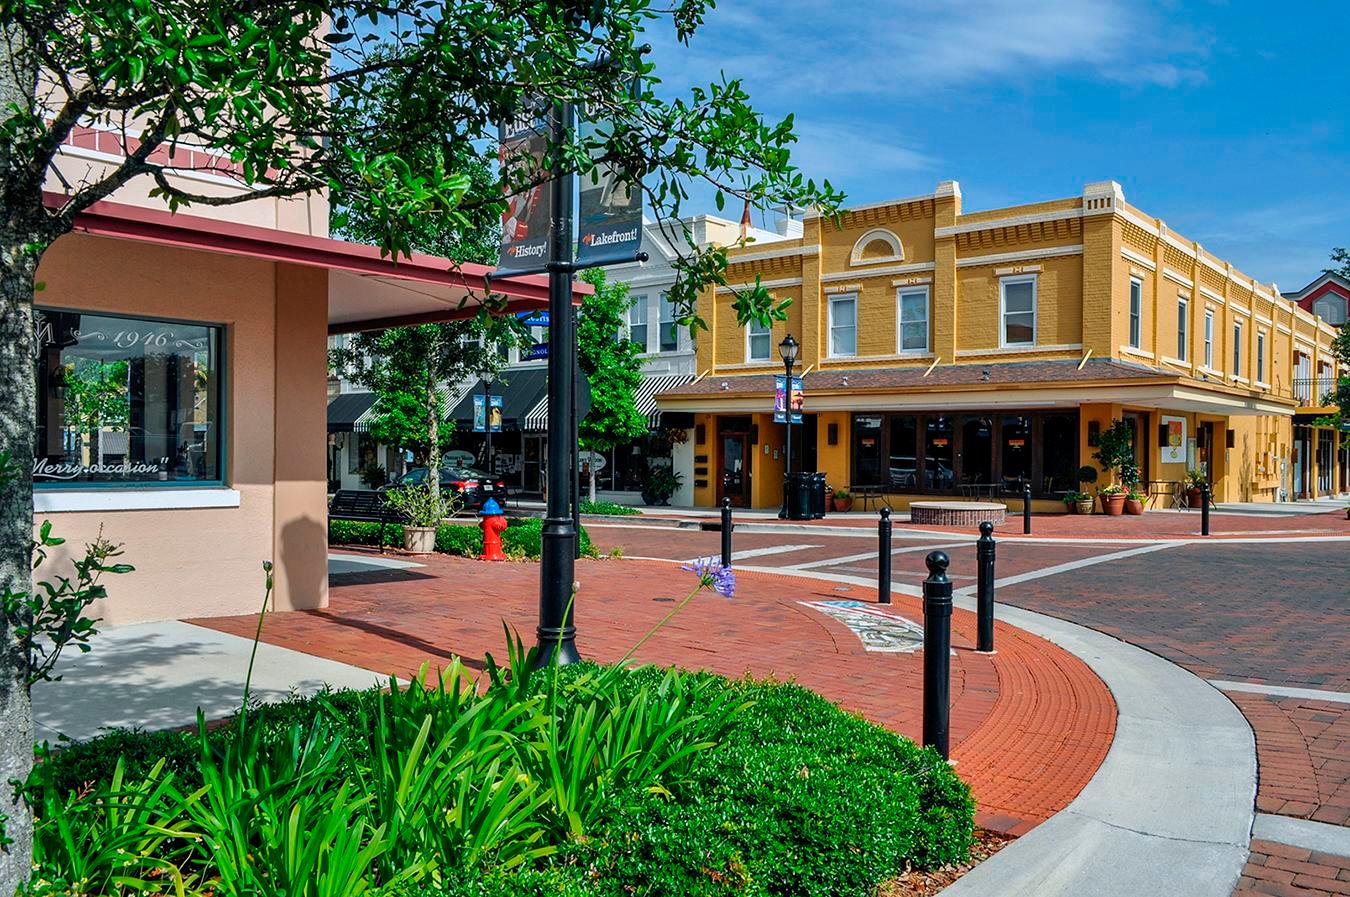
[434,523,483,556]
[502,517,596,558]
[578,499,640,516]
[328,519,400,547]
[37,666,973,896]
[330,518,593,560]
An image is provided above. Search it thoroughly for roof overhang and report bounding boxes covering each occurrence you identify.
[49,193,588,333]
[656,381,1297,418]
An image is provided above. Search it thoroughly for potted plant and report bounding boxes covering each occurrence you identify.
[383,483,457,554]
[1098,483,1126,516]
[1062,491,1082,514]
[1124,489,1146,515]
[640,465,683,506]
[1074,465,1098,514]
[1185,469,1207,506]
[832,488,854,512]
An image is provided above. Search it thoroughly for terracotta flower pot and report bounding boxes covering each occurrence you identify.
[1187,487,1203,507]
[1124,498,1144,515]
[1076,499,1095,515]
[832,497,854,512]
[1101,493,1126,516]
[402,525,437,555]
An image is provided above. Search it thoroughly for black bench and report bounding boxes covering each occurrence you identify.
[328,489,401,552]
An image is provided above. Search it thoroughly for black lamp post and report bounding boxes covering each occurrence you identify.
[778,333,800,519]
[482,369,496,478]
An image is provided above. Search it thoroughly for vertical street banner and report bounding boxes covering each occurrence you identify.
[498,99,552,269]
[575,102,643,266]
[474,395,504,432]
[773,375,804,424]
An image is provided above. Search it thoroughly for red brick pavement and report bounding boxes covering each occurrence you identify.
[194,553,1115,836]
[1229,694,1350,827]
[1235,840,1350,896]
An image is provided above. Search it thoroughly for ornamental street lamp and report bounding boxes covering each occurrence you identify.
[482,369,496,478]
[779,333,800,519]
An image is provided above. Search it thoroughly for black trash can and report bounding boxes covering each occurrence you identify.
[783,472,814,520]
[809,472,828,519]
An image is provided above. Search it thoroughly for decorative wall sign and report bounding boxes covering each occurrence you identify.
[1161,415,1187,464]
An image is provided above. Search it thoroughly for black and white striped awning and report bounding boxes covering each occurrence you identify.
[349,382,473,433]
[638,374,695,426]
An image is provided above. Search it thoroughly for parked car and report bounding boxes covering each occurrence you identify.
[380,465,508,510]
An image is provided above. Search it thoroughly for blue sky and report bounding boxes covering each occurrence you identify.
[644,0,1349,290]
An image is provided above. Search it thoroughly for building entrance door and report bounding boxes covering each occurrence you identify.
[717,417,752,507]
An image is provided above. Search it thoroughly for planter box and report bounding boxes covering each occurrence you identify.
[402,525,437,555]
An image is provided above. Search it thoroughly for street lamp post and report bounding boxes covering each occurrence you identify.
[778,334,800,519]
[482,369,496,478]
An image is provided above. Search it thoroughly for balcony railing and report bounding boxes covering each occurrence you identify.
[1291,376,1342,406]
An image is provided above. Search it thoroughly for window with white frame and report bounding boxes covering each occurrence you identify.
[1000,275,1036,347]
[628,295,649,351]
[897,286,930,353]
[829,294,857,357]
[659,293,679,352]
[1177,298,1189,360]
[1256,331,1266,383]
[1128,278,1142,349]
[1232,321,1242,377]
[1313,293,1348,326]
[1203,309,1214,368]
[747,319,771,362]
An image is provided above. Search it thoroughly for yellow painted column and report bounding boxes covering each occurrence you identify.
[931,180,961,364]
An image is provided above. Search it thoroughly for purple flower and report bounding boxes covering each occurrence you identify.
[682,556,736,598]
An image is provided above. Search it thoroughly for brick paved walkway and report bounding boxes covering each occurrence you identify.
[1236,840,1350,896]
[194,552,1115,836]
[1229,695,1350,827]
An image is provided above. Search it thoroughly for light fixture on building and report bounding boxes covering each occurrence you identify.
[981,368,991,382]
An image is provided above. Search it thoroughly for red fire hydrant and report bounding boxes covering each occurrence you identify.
[480,497,507,561]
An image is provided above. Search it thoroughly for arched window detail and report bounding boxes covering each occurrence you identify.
[849,228,904,266]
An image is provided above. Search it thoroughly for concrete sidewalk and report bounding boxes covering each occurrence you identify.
[31,553,410,743]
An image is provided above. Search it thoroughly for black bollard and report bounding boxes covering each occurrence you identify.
[878,507,893,605]
[922,550,953,760]
[721,497,734,567]
[976,521,996,653]
[1023,482,1032,535]
[1201,482,1210,536]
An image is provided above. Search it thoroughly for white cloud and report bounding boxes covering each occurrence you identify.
[647,0,1212,100]
[786,120,937,187]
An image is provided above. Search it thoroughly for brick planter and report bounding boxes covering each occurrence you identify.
[910,501,1007,527]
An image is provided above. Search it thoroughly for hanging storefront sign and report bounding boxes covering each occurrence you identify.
[473,395,504,433]
[575,100,643,266]
[1161,415,1187,464]
[498,98,553,269]
[773,375,804,424]
[516,310,550,327]
[523,343,548,361]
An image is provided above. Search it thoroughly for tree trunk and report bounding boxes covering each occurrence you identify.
[588,456,596,504]
[0,254,39,893]
[0,19,41,890]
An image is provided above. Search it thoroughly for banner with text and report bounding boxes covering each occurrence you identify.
[774,375,804,424]
[575,102,643,266]
[498,99,553,269]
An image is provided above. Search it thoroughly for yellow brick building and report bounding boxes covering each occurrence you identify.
[656,181,1346,511]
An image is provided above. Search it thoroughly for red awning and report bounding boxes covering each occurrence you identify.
[46,192,589,333]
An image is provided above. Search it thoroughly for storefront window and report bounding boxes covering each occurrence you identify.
[35,309,222,486]
[853,415,883,485]
[1000,415,1033,488]
[1041,413,1077,493]
[924,416,955,490]
[887,415,918,490]
[961,416,993,487]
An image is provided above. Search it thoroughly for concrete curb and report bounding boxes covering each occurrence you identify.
[937,599,1255,897]
[1252,814,1350,858]
[702,556,1257,897]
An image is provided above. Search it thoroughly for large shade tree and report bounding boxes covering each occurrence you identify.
[0,1,840,883]
[576,267,646,501]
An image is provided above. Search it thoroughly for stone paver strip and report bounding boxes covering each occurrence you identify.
[194,553,1115,836]
[1234,839,1350,896]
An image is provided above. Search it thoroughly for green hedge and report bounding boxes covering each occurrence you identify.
[328,517,594,559]
[578,499,640,516]
[39,668,972,895]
